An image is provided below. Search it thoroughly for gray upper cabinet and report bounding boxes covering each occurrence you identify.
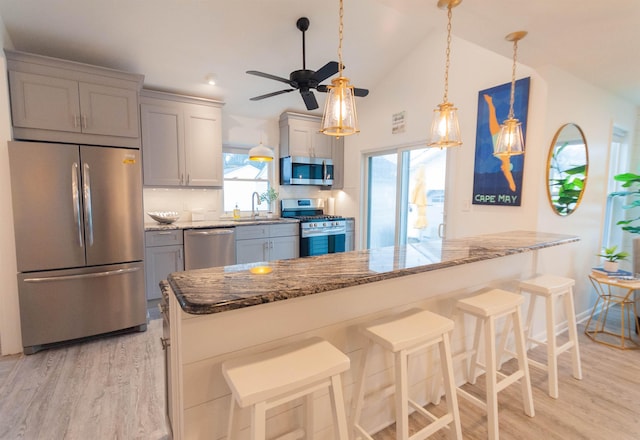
[140,90,223,187]
[5,50,143,148]
[279,112,333,158]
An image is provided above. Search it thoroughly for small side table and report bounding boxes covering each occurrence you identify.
[585,275,640,350]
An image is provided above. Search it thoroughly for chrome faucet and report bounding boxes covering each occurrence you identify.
[251,192,261,218]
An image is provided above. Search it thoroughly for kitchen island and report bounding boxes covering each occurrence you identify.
[162,230,579,440]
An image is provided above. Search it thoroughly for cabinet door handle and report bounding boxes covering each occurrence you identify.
[180,173,184,185]
[187,173,190,184]
[73,115,80,128]
[160,337,170,350]
[81,115,88,129]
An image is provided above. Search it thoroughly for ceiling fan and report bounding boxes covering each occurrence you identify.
[246,17,368,111]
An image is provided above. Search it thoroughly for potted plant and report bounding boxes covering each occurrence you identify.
[259,187,279,216]
[597,245,629,272]
[610,172,640,274]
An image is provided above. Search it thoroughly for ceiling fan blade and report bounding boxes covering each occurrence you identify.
[300,90,319,110]
[312,61,340,83]
[316,84,369,98]
[246,70,293,85]
[250,89,295,101]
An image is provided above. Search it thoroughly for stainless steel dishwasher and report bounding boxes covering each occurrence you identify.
[184,228,236,270]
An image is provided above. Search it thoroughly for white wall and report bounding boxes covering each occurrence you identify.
[343,31,638,318]
[0,14,21,355]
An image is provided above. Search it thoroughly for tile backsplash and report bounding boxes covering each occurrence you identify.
[143,186,341,223]
[143,188,222,222]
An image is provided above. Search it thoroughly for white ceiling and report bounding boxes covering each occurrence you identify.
[1,0,638,120]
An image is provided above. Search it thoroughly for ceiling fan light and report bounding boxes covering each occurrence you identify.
[428,102,461,148]
[248,142,274,162]
[320,76,359,137]
[493,117,524,157]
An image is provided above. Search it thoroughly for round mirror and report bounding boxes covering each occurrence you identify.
[546,123,589,216]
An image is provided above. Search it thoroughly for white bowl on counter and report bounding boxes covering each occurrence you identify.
[147,211,180,224]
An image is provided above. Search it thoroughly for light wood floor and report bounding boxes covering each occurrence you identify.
[0,313,638,440]
[0,319,169,440]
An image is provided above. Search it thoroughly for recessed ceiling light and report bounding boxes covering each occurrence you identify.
[205,74,216,86]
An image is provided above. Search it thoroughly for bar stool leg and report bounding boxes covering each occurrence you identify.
[305,392,316,439]
[395,350,410,440]
[227,396,237,440]
[469,317,483,384]
[524,292,537,351]
[484,316,500,440]
[252,401,267,440]
[329,374,349,439]
[512,307,535,417]
[440,334,463,440]
[546,294,559,399]
[350,340,371,438]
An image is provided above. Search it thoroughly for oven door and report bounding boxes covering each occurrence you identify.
[300,233,345,257]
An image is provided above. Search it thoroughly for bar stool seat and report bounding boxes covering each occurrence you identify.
[222,337,350,440]
[456,289,534,440]
[351,308,462,440]
[517,274,582,398]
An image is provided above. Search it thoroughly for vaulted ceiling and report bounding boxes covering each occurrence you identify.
[1,0,638,119]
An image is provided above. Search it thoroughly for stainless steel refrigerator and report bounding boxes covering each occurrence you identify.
[9,141,146,354]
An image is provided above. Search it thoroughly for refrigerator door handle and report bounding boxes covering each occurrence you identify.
[72,162,83,248]
[22,267,141,283]
[83,162,94,246]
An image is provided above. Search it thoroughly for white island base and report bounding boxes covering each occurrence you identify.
[165,235,578,439]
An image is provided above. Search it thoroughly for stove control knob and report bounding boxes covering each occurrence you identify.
[324,222,328,227]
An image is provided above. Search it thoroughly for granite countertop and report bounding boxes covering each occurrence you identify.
[145,217,299,231]
[167,230,579,315]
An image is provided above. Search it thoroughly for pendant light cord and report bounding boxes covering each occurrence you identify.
[508,39,518,119]
[442,5,453,103]
[338,0,344,77]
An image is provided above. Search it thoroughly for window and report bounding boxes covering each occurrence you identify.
[365,145,447,251]
[223,146,271,213]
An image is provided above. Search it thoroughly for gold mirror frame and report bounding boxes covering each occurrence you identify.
[546,123,589,216]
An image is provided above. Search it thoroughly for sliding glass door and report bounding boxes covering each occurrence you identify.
[366,146,447,250]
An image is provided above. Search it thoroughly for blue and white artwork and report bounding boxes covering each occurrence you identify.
[472,77,530,206]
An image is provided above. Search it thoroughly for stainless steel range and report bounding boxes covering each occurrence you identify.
[281,199,346,256]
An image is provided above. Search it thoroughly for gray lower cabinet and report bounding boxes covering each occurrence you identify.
[235,223,299,264]
[145,230,184,301]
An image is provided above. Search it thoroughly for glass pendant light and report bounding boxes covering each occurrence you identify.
[320,0,359,137]
[248,142,274,162]
[494,31,527,158]
[428,0,462,149]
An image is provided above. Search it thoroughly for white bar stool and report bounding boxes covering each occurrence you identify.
[351,308,462,440]
[222,337,350,440]
[517,274,582,398]
[456,289,534,440]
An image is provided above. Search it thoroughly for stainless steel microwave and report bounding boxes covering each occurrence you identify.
[280,156,334,186]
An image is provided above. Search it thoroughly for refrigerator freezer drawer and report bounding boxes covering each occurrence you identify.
[18,261,146,353]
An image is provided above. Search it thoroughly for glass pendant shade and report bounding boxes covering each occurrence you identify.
[248,143,274,162]
[320,77,359,137]
[428,102,462,148]
[493,117,524,157]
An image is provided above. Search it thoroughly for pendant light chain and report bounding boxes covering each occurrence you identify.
[443,5,452,103]
[508,38,518,119]
[338,0,344,77]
